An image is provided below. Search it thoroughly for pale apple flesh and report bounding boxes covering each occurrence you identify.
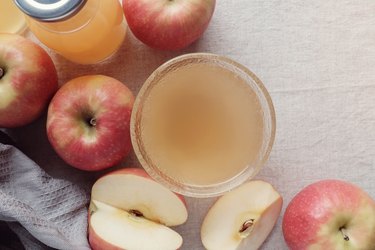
[123,0,216,50]
[282,180,375,250]
[89,201,182,250]
[239,198,283,250]
[47,75,134,171]
[89,168,188,250]
[0,34,58,127]
[201,180,283,250]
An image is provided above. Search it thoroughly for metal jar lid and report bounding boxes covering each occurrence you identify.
[14,0,87,22]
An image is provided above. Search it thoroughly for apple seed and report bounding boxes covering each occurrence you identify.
[129,209,143,218]
[0,67,4,79]
[239,219,255,238]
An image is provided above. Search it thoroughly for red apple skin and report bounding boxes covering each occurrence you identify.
[88,224,122,250]
[282,180,375,250]
[99,168,187,207]
[47,75,134,171]
[122,0,216,50]
[0,34,58,128]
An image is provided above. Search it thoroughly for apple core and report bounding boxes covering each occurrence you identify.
[239,219,255,238]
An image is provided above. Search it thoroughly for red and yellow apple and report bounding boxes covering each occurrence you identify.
[47,75,134,171]
[201,180,283,250]
[122,0,216,50]
[88,168,188,250]
[282,179,375,250]
[0,34,58,128]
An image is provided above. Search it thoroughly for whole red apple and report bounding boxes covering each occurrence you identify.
[122,0,216,50]
[282,179,375,250]
[47,75,134,171]
[0,34,58,128]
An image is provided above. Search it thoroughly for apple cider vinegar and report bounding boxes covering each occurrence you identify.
[14,0,126,64]
[139,63,264,186]
[0,1,26,34]
[132,54,275,197]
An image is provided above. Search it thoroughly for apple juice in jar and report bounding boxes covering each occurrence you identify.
[132,54,276,197]
[0,0,26,34]
[14,0,126,64]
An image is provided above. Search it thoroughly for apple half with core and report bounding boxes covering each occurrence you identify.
[282,179,375,250]
[122,0,216,50]
[201,180,283,250]
[0,34,58,128]
[47,75,134,171]
[88,168,188,250]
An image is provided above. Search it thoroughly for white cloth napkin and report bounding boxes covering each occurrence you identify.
[0,139,91,250]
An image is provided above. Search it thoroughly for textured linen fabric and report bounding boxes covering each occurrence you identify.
[2,0,374,249]
[0,140,90,250]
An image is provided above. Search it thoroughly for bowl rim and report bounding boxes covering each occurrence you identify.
[130,53,276,198]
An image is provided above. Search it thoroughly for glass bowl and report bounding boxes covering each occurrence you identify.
[131,53,276,198]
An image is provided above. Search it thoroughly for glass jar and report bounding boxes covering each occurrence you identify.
[14,0,126,64]
[0,1,27,34]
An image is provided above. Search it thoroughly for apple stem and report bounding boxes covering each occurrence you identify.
[89,118,97,127]
[340,227,350,241]
[0,67,4,79]
[239,219,255,238]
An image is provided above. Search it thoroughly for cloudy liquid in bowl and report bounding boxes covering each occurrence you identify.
[139,63,264,186]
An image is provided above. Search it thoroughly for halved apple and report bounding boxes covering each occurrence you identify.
[88,168,188,250]
[201,180,283,250]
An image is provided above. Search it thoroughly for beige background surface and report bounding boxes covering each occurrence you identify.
[6,0,375,249]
